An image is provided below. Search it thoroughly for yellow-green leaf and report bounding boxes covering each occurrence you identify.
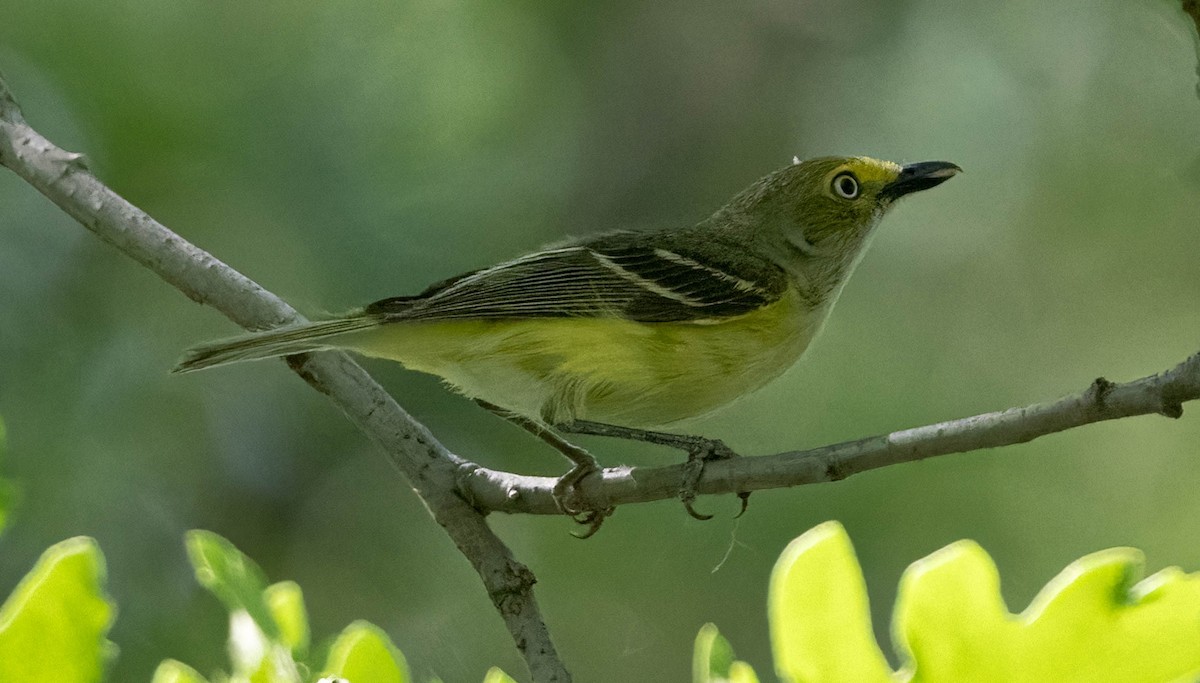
[768,521,894,683]
[895,542,1200,682]
[693,623,759,683]
[320,620,410,683]
[482,667,518,683]
[184,532,303,682]
[185,530,279,641]
[694,623,734,683]
[0,537,115,682]
[764,521,1200,682]
[152,659,211,683]
[727,661,760,683]
[264,581,309,655]
[227,609,302,683]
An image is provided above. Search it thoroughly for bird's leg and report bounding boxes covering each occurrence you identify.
[475,401,612,537]
[558,420,750,520]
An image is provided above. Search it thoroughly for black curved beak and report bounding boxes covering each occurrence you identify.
[880,161,962,201]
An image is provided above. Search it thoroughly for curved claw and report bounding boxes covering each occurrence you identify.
[570,507,613,539]
[682,495,714,521]
[552,464,613,537]
[552,461,601,516]
[734,492,751,519]
[552,482,584,516]
[678,453,713,520]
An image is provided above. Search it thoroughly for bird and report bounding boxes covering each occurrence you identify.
[175,155,960,533]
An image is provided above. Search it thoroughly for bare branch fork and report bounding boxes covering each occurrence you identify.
[0,76,570,683]
[4,34,1200,677]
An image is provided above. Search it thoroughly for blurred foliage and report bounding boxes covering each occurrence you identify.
[182,530,305,681]
[8,525,1197,682]
[697,522,1200,682]
[320,621,411,683]
[482,668,520,683]
[158,530,416,683]
[0,537,114,682]
[766,521,1200,682]
[1,0,1200,680]
[694,624,760,683]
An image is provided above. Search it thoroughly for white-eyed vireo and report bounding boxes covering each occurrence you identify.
[176,156,959,528]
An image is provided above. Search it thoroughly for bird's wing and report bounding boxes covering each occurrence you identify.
[365,233,788,323]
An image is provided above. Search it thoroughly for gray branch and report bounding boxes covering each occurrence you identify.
[462,363,1199,515]
[0,74,571,683]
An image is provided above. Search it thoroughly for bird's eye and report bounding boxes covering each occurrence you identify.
[832,172,860,199]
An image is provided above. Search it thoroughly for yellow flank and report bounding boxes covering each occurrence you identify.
[345,290,817,429]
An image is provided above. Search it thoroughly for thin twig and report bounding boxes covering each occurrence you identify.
[0,73,571,683]
[462,359,1200,514]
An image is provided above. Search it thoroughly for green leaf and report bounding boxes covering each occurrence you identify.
[185,530,279,641]
[228,609,303,683]
[766,521,1200,682]
[895,542,1200,682]
[320,620,410,683]
[184,531,302,682]
[0,537,115,682]
[693,623,758,683]
[264,581,309,656]
[152,659,211,683]
[693,623,734,683]
[726,661,760,683]
[481,668,518,683]
[768,521,894,683]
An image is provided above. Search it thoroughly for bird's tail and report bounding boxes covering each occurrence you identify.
[172,315,383,373]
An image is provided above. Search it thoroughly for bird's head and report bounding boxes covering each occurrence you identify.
[709,155,959,306]
[726,155,960,272]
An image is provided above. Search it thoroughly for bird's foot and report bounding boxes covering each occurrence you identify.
[552,460,613,538]
[678,438,751,520]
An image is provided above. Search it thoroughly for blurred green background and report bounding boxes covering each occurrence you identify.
[2,0,1199,680]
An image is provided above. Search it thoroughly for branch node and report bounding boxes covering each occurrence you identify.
[62,150,90,172]
[0,69,571,683]
[1087,376,1115,413]
[823,458,847,482]
[488,562,539,617]
[42,146,90,173]
[453,462,488,513]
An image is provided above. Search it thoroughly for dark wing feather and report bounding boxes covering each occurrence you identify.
[366,233,788,323]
